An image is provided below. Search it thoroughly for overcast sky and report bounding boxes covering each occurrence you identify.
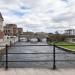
[0,0,75,33]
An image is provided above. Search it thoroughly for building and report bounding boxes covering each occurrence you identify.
[65,29,75,43]
[0,12,4,39]
[4,24,18,36]
[65,29,75,36]
[18,28,23,35]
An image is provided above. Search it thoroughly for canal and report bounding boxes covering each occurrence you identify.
[1,40,75,69]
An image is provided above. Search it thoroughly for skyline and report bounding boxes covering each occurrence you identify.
[0,0,75,33]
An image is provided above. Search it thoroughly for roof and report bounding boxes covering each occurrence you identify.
[0,12,4,21]
[5,24,17,28]
[65,29,75,31]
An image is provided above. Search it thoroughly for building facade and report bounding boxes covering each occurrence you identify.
[0,12,4,39]
[18,28,23,35]
[65,29,75,43]
[4,24,18,36]
[65,29,75,36]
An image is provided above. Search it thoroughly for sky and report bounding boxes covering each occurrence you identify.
[0,0,75,33]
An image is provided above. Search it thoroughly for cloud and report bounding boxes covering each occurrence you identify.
[0,0,75,33]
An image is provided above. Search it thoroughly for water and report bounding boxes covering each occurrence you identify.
[1,40,75,69]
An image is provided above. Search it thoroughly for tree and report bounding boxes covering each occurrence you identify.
[55,31,59,35]
[48,34,66,42]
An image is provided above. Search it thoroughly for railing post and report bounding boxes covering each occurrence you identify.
[53,44,56,70]
[5,44,8,70]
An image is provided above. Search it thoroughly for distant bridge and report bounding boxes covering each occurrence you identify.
[18,33,48,42]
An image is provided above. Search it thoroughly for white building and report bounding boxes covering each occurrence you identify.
[0,12,4,39]
[65,29,75,43]
[65,29,75,36]
[0,12,4,31]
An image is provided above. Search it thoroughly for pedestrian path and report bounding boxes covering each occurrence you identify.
[0,68,75,75]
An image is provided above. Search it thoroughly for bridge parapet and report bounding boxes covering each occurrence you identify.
[18,33,48,42]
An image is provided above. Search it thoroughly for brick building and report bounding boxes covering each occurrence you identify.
[4,24,18,36]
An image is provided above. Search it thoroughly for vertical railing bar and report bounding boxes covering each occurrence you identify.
[5,44,8,70]
[53,44,56,70]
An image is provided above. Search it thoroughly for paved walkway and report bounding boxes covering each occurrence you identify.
[0,68,75,75]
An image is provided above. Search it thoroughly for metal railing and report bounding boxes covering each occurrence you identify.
[0,44,55,70]
[0,44,75,70]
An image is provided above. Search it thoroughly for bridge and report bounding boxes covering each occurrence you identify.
[18,32,48,42]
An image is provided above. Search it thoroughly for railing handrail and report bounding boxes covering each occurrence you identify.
[1,44,75,70]
[1,44,75,47]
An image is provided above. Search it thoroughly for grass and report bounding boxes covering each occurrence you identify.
[48,41,75,51]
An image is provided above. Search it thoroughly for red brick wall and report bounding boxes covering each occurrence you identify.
[0,32,4,39]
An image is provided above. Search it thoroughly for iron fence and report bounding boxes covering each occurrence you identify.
[0,44,75,70]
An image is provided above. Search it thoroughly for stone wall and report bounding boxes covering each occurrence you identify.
[0,36,18,52]
[0,32,4,39]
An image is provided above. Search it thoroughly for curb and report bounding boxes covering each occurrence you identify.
[55,45,75,54]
